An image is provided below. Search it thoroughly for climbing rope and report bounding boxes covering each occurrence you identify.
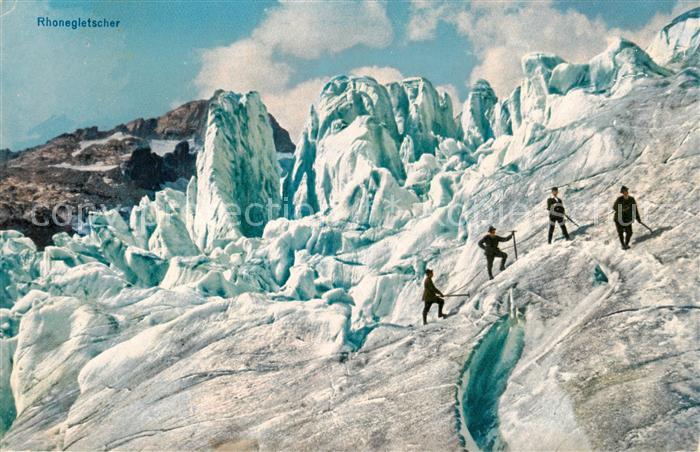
[445,269,483,296]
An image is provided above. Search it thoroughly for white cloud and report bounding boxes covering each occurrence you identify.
[407,0,699,97]
[262,77,328,142]
[462,4,614,95]
[196,39,293,97]
[195,1,395,140]
[253,1,393,59]
[406,0,452,41]
[350,66,405,84]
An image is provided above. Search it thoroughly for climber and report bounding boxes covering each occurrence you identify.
[612,186,642,250]
[547,186,570,244]
[478,226,512,280]
[422,269,446,325]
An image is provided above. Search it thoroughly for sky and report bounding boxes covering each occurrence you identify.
[1,0,697,150]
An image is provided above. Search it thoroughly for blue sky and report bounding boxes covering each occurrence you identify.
[0,0,695,150]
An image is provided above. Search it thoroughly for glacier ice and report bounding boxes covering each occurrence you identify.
[461,79,499,150]
[191,90,280,251]
[518,53,565,125]
[0,335,16,435]
[314,115,405,213]
[584,38,672,93]
[1,12,699,451]
[146,189,199,259]
[286,76,405,218]
[387,77,459,160]
[286,75,461,221]
[0,231,38,307]
[647,7,700,69]
[456,315,525,450]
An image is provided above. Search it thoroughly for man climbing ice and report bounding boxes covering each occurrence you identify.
[478,226,513,280]
[547,186,570,244]
[422,269,446,325]
[612,185,642,250]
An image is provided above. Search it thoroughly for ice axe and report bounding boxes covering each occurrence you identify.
[564,213,580,228]
[443,293,469,297]
[639,221,653,233]
[511,230,518,260]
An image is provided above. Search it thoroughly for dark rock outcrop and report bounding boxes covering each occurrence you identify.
[124,141,196,190]
[116,100,209,141]
[113,99,296,153]
[269,114,296,153]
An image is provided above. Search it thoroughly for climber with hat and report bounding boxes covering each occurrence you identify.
[612,185,642,250]
[422,269,446,325]
[546,186,570,243]
[478,226,513,280]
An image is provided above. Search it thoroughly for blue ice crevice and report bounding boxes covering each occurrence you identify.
[455,314,526,451]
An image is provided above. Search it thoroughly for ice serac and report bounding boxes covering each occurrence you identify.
[287,75,463,220]
[0,231,38,307]
[516,40,672,128]
[585,38,672,94]
[461,79,499,149]
[518,53,565,125]
[547,39,672,97]
[191,90,280,252]
[387,77,459,162]
[147,189,198,259]
[547,62,591,95]
[316,75,399,141]
[492,98,513,138]
[647,7,700,69]
[286,76,412,224]
[507,86,523,131]
[285,105,320,218]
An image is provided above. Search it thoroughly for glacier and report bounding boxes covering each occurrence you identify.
[1,11,699,451]
[647,7,700,69]
[191,90,281,250]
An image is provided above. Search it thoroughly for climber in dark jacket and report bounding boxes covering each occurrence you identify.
[612,185,642,250]
[478,226,513,280]
[547,186,570,243]
[422,269,446,325]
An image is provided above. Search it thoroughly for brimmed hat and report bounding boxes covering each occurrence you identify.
[488,226,496,232]
[551,186,558,191]
[620,185,629,193]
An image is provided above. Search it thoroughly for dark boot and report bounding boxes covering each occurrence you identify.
[437,300,446,318]
[561,224,570,240]
[500,254,507,271]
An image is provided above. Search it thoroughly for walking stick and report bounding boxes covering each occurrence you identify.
[639,221,653,233]
[511,230,518,260]
[564,213,580,228]
[443,293,470,297]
